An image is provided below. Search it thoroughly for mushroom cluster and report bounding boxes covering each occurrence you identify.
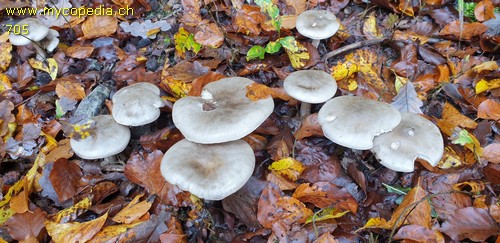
[9,18,59,59]
[317,96,444,172]
[161,77,274,200]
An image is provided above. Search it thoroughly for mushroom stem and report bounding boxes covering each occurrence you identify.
[299,102,312,119]
[311,39,320,48]
[32,42,47,60]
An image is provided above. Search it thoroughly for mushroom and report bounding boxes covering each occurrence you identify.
[295,9,340,48]
[283,70,337,118]
[317,96,401,150]
[112,82,165,126]
[9,18,59,59]
[172,77,274,144]
[370,112,444,172]
[160,139,255,200]
[70,115,131,160]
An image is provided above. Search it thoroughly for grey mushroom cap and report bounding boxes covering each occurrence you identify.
[296,10,340,40]
[112,82,165,126]
[172,77,274,144]
[160,139,255,200]
[41,29,59,52]
[371,112,444,172]
[318,96,402,150]
[9,18,50,46]
[70,115,131,159]
[283,70,337,103]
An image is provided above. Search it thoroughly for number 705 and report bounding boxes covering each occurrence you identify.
[5,24,29,35]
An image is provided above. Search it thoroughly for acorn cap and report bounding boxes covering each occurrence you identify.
[160,139,255,200]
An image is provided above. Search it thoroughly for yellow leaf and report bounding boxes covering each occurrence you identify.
[472,61,498,73]
[475,78,500,94]
[89,221,144,242]
[46,212,108,242]
[163,77,192,100]
[394,73,409,93]
[0,237,8,243]
[437,147,463,169]
[0,73,12,92]
[268,157,305,181]
[28,58,58,80]
[52,197,92,224]
[0,207,15,225]
[112,194,152,224]
[363,13,383,38]
[453,181,486,193]
[332,59,359,80]
[0,42,12,72]
[40,131,58,154]
[348,80,358,91]
[284,41,309,69]
[359,217,391,230]
[305,207,349,224]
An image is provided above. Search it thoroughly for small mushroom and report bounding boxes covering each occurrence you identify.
[371,112,444,172]
[296,9,340,47]
[172,77,274,144]
[283,70,337,118]
[317,96,402,150]
[112,82,165,126]
[70,115,131,160]
[160,139,255,200]
[9,18,59,59]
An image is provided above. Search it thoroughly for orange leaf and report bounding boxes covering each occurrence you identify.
[55,80,86,101]
[246,82,293,102]
[441,102,477,129]
[65,45,94,59]
[294,113,324,140]
[194,21,224,48]
[81,15,118,40]
[45,212,108,242]
[439,20,488,40]
[159,217,187,243]
[293,182,358,212]
[475,0,495,22]
[482,143,500,164]
[112,194,152,224]
[233,5,266,36]
[478,99,500,121]
[453,181,486,193]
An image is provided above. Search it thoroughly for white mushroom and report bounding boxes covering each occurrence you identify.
[70,115,131,160]
[9,18,59,59]
[112,82,165,126]
[283,70,337,118]
[296,10,340,47]
[172,77,274,144]
[317,96,402,150]
[371,112,444,172]
[160,139,255,200]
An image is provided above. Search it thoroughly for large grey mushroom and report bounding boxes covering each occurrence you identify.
[371,112,444,172]
[318,96,401,150]
[172,77,274,144]
[160,139,255,200]
[296,9,340,47]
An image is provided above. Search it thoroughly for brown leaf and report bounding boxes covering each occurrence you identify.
[293,182,358,212]
[294,113,324,140]
[246,82,294,102]
[478,99,500,121]
[6,206,47,241]
[439,20,488,40]
[242,134,268,151]
[160,217,187,243]
[188,72,225,96]
[266,126,294,161]
[124,150,190,206]
[49,158,87,202]
[475,0,496,22]
[233,5,266,36]
[112,194,152,224]
[180,0,202,26]
[313,233,340,243]
[46,139,74,162]
[490,200,500,223]
[81,15,118,40]
[439,207,500,241]
[482,143,500,163]
[222,177,266,228]
[45,212,108,242]
[441,102,477,129]
[0,41,12,72]
[139,127,184,152]
[65,45,95,59]
[393,224,441,242]
[266,171,299,191]
[194,21,224,48]
[56,80,86,101]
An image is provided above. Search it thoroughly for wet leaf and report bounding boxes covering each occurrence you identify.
[89,221,144,242]
[293,182,358,212]
[477,99,500,121]
[439,20,488,40]
[280,37,309,69]
[112,194,152,224]
[6,206,47,241]
[233,5,266,36]
[306,207,349,224]
[246,82,293,102]
[28,58,58,80]
[247,45,266,61]
[391,82,423,114]
[441,102,477,129]
[174,27,202,58]
[65,45,94,59]
[439,207,500,241]
[393,225,442,242]
[0,40,12,72]
[482,143,500,163]
[452,181,486,193]
[180,0,202,26]
[268,157,305,182]
[474,0,495,22]
[52,197,92,224]
[56,80,86,100]
[451,128,474,146]
[45,212,108,242]
[49,159,86,202]
[294,113,324,140]
[159,217,187,243]
[81,15,118,39]
[363,13,383,39]
[475,78,500,94]
[194,21,224,48]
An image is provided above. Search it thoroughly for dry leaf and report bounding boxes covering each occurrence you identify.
[482,143,500,163]
[6,207,47,241]
[477,99,500,121]
[268,157,305,182]
[439,20,488,40]
[233,5,266,36]
[81,15,118,39]
[246,82,294,102]
[0,41,12,71]
[56,80,86,100]
[439,207,500,241]
[194,21,224,48]
[441,102,477,129]
[293,182,358,212]
[475,0,495,22]
[294,113,324,140]
[112,194,152,224]
[45,212,108,242]
[65,45,94,59]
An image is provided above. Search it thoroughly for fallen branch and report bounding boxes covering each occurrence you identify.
[322,38,388,62]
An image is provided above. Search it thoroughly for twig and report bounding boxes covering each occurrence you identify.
[322,38,388,62]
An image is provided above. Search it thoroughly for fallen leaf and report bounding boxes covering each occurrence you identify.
[452,181,486,193]
[439,20,488,40]
[194,21,224,48]
[45,212,108,242]
[51,197,92,224]
[391,82,423,114]
[294,113,324,140]
[441,102,477,129]
[28,58,58,80]
[439,207,500,241]
[159,217,187,243]
[363,12,383,39]
[266,171,299,191]
[293,182,358,212]
[119,20,171,39]
[124,150,190,206]
[246,82,293,102]
[81,15,118,39]
[477,99,500,121]
[393,225,442,242]
[233,5,267,36]
[474,0,495,22]
[0,41,12,71]
[89,221,144,242]
[180,0,202,26]
[174,27,202,58]
[268,157,305,182]
[6,206,47,241]
[56,80,86,100]
[112,194,152,224]
[65,45,94,59]
[475,78,500,94]
[482,143,500,163]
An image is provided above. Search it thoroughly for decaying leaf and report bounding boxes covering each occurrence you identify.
[0,37,12,71]
[246,82,293,102]
[81,15,118,40]
[120,20,171,39]
[293,182,358,212]
[439,20,488,40]
[6,206,47,241]
[439,207,500,241]
[294,113,324,140]
[55,80,86,101]
[194,21,224,48]
[441,102,477,129]
[391,82,423,114]
[477,99,500,121]
[174,27,202,58]
[268,157,305,182]
[28,58,58,80]
[45,212,108,242]
[112,194,152,224]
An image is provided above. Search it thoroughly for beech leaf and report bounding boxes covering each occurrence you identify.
[391,82,423,114]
